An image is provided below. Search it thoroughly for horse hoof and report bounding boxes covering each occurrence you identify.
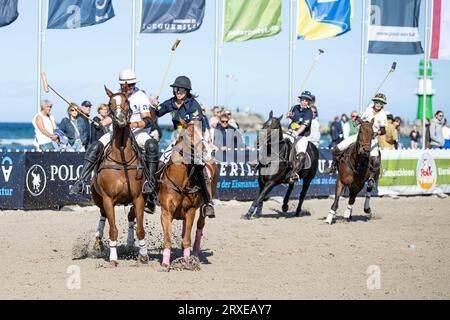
[364,207,371,214]
[109,260,118,268]
[343,209,352,219]
[282,204,289,212]
[138,254,149,264]
[242,213,252,220]
[295,210,301,217]
[159,264,170,272]
[254,211,262,218]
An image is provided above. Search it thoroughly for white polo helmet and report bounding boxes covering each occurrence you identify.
[118,69,138,84]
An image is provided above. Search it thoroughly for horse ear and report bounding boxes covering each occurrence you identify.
[269,110,273,118]
[278,114,283,121]
[104,85,114,98]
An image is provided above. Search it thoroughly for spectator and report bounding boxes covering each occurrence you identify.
[425,118,431,149]
[443,119,450,149]
[378,113,396,150]
[308,105,320,147]
[78,100,93,150]
[329,116,343,148]
[224,108,240,130]
[348,111,359,138]
[430,110,445,149]
[209,105,222,129]
[409,124,421,150]
[341,114,350,139]
[394,116,402,149]
[59,105,85,151]
[90,103,111,143]
[32,99,58,151]
[212,114,245,151]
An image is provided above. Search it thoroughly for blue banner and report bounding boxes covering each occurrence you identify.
[368,0,423,54]
[140,0,205,33]
[47,0,115,29]
[0,152,25,209]
[0,0,18,27]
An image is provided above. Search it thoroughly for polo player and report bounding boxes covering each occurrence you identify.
[325,92,388,188]
[70,69,160,207]
[284,90,314,183]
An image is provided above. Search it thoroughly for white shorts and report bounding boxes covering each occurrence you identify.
[337,135,379,157]
[99,129,151,149]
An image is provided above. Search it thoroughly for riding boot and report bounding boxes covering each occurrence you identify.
[324,147,343,174]
[367,155,381,189]
[70,141,104,195]
[289,152,306,183]
[143,139,159,213]
[195,165,215,218]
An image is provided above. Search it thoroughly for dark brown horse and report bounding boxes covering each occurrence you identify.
[159,118,218,269]
[91,84,148,266]
[326,118,379,224]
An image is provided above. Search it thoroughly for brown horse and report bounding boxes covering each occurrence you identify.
[159,118,218,269]
[91,84,148,266]
[326,118,379,224]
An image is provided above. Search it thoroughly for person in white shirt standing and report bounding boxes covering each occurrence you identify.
[70,69,159,205]
[325,93,388,188]
[32,99,59,151]
[308,105,321,147]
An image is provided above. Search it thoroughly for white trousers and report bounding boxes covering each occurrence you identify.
[337,135,379,157]
[99,129,151,149]
[295,136,309,154]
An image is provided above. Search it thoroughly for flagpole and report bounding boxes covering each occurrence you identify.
[359,0,368,113]
[288,0,295,111]
[214,0,220,106]
[423,0,429,150]
[131,0,136,71]
[37,0,43,113]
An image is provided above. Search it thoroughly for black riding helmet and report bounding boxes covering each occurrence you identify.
[170,76,192,91]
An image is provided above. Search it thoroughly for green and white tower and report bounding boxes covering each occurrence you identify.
[416,59,434,120]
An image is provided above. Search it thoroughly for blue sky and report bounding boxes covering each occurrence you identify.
[0,0,449,125]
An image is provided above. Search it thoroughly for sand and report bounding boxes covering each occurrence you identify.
[1,195,450,300]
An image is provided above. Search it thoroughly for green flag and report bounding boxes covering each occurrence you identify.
[223,0,281,42]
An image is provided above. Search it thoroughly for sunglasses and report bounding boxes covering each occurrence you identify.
[69,109,77,112]
[221,120,229,123]
[174,87,187,94]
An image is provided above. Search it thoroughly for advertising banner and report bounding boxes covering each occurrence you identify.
[0,152,25,209]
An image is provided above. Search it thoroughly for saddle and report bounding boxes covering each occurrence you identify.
[287,140,312,170]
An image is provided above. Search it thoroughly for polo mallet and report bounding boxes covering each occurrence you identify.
[41,72,95,123]
[290,49,325,111]
[156,38,181,99]
[363,61,397,111]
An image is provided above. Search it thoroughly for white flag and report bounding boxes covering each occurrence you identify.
[430,0,450,60]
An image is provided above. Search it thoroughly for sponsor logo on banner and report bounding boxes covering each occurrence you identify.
[26,164,47,196]
[1,156,13,182]
[417,153,436,190]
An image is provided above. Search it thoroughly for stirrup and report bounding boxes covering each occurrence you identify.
[367,177,375,189]
[201,203,215,218]
[142,180,155,195]
[144,196,156,214]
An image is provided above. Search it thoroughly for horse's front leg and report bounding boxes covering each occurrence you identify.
[296,178,312,217]
[327,179,345,225]
[282,183,294,213]
[103,198,119,267]
[244,182,276,220]
[182,208,196,259]
[364,184,373,217]
[344,188,358,220]
[134,196,148,264]
[160,207,173,268]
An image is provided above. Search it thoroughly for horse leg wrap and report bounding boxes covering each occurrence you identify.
[109,240,118,261]
[326,210,336,225]
[364,193,371,211]
[162,248,171,266]
[183,248,191,258]
[193,229,203,253]
[96,216,106,238]
[344,205,353,219]
[139,239,147,256]
[127,221,135,246]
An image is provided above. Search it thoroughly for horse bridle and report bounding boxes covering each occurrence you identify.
[108,92,132,125]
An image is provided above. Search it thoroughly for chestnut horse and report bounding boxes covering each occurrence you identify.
[159,118,218,269]
[91,84,148,266]
[326,119,379,224]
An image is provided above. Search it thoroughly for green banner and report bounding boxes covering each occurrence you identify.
[223,0,281,42]
[436,159,450,185]
[378,159,418,186]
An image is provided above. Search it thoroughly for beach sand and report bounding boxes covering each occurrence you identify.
[1,195,449,299]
